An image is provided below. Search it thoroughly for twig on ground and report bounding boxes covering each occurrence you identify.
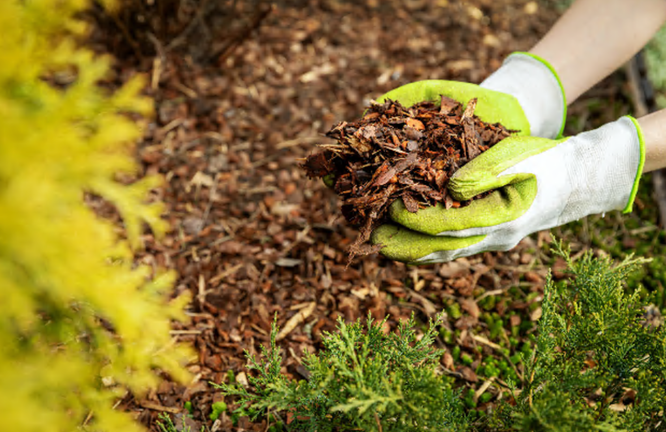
[473,377,496,403]
[166,0,212,51]
[277,302,317,341]
[471,333,524,382]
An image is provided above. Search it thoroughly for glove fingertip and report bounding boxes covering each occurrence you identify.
[448,176,479,201]
[371,224,418,264]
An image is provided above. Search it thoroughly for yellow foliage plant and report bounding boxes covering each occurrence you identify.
[0,1,192,431]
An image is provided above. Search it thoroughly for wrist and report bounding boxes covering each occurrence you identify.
[636,109,666,173]
[481,52,566,139]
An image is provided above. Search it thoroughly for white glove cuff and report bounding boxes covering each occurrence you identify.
[481,52,566,139]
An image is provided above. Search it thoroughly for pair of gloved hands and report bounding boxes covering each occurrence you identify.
[366,53,645,264]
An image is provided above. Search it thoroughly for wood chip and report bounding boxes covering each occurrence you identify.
[402,193,419,213]
[405,118,425,130]
[530,306,543,321]
[276,302,317,341]
[460,298,480,319]
[458,366,478,383]
[440,95,459,115]
[139,401,181,413]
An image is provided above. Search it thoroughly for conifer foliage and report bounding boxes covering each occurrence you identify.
[218,315,469,432]
[494,243,666,431]
[221,244,666,431]
[0,1,190,431]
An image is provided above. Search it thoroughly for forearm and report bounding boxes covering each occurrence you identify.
[530,0,666,104]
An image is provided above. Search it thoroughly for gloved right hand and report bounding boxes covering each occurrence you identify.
[371,116,645,264]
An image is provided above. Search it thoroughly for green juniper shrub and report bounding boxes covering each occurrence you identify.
[216,314,469,432]
[490,241,666,431]
[217,241,666,431]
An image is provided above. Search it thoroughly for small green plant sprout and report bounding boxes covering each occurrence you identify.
[215,313,469,432]
[156,413,204,432]
[184,400,194,415]
[156,413,179,432]
[209,401,228,421]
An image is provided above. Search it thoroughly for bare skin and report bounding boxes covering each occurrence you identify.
[530,0,666,104]
[639,110,666,172]
[529,0,666,172]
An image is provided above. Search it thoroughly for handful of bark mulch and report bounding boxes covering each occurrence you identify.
[302,95,515,258]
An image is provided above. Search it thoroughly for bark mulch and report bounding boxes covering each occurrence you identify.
[91,1,566,430]
[303,97,514,258]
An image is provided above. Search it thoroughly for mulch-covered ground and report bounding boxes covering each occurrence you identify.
[89,1,642,430]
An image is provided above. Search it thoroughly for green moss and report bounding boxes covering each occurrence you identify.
[452,345,461,361]
[483,365,499,378]
[489,320,504,340]
[480,295,497,311]
[448,303,463,320]
[210,401,228,420]
[440,328,454,344]
[464,389,477,408]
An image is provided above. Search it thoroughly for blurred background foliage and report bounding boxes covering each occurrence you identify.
[0,0,191,431]
[646,26,666,108]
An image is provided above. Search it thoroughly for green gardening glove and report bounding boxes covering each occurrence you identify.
[363,77,533,264]
[371,116,645,264]
[358,53,578,263]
